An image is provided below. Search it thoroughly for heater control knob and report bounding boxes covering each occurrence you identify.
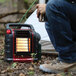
[8,35,12,38]
[7,39,10,42]
[6,51,10,53]
[6,45,10,47]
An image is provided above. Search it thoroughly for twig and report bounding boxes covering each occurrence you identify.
[0,68,22,74]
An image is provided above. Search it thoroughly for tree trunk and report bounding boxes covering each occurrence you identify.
[17,0,25,18]
[8,0,14,11]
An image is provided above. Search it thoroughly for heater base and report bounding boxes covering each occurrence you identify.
[5,58,39,62]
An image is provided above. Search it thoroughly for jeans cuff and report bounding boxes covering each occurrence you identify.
[58,57,76,63]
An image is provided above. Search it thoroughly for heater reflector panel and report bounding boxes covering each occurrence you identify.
[16,38,29,52]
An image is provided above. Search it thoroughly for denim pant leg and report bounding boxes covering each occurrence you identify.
[45,0,76,63]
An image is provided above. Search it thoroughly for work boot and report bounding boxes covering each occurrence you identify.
[39,58,76,73]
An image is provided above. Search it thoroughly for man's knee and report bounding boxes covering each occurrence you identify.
[46,0,58,18]
[46,0,67,19]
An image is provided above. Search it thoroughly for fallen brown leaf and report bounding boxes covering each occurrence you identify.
[1,67,14,73]
[1,69,7,73]
[56,74,62,76]
[46,74,55,76]
[19,73,25,76]
[44,60,51,64]
[29,66,34,71]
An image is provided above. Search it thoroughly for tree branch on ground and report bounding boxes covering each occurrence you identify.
[0,19,20,24]
[0,10,33,19]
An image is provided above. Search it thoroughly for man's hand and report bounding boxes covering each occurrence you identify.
[36,4,46,20]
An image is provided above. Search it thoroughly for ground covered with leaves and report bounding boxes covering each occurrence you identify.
[0,36,76,76]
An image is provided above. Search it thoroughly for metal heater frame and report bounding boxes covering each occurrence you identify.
[5,23,41,62]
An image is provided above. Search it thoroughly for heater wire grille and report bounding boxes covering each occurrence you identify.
[14,30,32,54]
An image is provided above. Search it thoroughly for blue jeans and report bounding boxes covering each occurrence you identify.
[45,0,76,63]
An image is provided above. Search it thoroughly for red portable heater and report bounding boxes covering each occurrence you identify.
[5,23,41,62]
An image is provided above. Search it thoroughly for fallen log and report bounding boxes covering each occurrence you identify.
[0,10,33,19]
[42,50,58,57]
[0,19,20,24]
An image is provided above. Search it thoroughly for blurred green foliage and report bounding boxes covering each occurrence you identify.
[0,0,29,4]
[0,0,6,3]
[24,0,28,3]
[13,3,17,8]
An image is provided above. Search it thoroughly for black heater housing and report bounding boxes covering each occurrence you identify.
[5,23,41,62]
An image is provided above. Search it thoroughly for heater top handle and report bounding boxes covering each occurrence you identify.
[6,23,34,30]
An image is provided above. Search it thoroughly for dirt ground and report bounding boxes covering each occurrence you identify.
[0,36,56,76]
[0,36,76,76]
